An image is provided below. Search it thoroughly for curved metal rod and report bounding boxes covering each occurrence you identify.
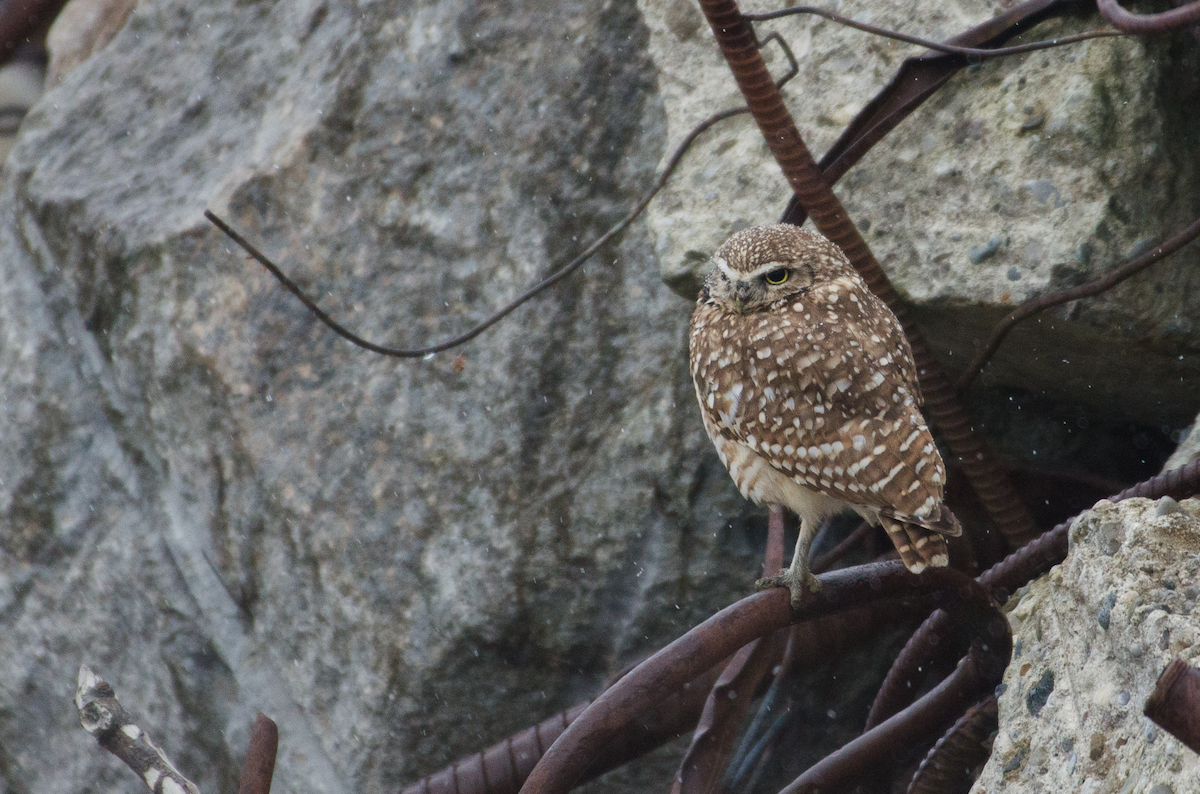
[743,5,1124,58]
[238,714,279,794]
[518,562,1001,794]
[398,669,722,794]
[1096,0,1200,33]
[1144,659,1200,754]
[905,695,998,794]
[203,106,749,358]
[955,213,1200,392]
[779,642,1004,794]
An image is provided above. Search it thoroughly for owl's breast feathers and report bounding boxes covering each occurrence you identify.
[690,276,957,536]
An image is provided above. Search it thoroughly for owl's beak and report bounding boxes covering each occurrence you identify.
[733,281,754,312]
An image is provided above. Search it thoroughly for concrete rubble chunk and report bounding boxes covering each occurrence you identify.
[972,497,1200,793]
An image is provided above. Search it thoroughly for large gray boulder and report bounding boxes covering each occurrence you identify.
[0,1,762,791]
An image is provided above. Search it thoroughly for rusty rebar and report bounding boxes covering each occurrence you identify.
[1097,0,1200,33]
[672,629,789,794]
[906,696,998,794]
[238,714,279,794]
[743,5,1122,58]
[696,0,1039,550]
[955,214,1200,393]
[397,663,723,794]
[1144,659,1200,754]
[778,641,1005,794]
[1114,458,1200,502]
[519,563,999,794]
[398,592,929,794]
[669,506,791,793]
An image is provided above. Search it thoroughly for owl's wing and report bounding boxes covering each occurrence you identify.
[797,400,954,528]
[823,280,921,410]
[736,277,952,526]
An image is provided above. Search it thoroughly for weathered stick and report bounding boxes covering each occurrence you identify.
[76,665,201,794]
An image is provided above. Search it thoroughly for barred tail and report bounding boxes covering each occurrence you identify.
[880,515,950,573]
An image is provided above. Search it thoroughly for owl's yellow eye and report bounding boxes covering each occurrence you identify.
[764,268,791,285]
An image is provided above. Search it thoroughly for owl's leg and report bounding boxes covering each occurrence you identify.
[756,516,821,605]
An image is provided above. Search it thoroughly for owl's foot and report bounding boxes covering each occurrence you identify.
[756,516,822,606]
[755,567,821,607]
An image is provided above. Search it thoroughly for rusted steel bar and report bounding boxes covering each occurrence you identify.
[865,523,1065,729]
[670,505,790,793]
[867,460,1200,729]
[1097,0,1200,32]
[1144,659,1200,754]
[696,0,1039,551]
[672,629,789,794]
[238,714,279,794]
[864,611,972,731]
[906,696,998,794]
[1172,0,1200,43]
[743,4,1120,60]
[519,563,997,794]
[670,505,790,794]
[779,640,1005,794]
[955,214,1200,392]
[398,667,721,794]
[777,0,1090,225]
[398,595,924,794]
[406,446,1178,794]
[1114,459,1200,502]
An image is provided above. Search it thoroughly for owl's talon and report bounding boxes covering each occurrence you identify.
[755,569,821,606]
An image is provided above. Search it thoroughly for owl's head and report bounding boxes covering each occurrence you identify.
[702,224,850,314]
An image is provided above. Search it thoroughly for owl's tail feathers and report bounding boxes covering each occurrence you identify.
[880,515,950,573]
[931,503,963,537]
[879,503,962,537]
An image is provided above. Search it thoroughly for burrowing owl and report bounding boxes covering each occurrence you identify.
[689,224,961,604]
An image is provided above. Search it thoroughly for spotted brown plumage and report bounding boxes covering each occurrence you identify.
[689,224,961,603]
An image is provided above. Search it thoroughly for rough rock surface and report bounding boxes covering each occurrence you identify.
[972,497,1200,793]
[638,0,1200,427]
[0,1,767,792]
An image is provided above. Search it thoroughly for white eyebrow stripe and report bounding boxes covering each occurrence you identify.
[714,257,740,281]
